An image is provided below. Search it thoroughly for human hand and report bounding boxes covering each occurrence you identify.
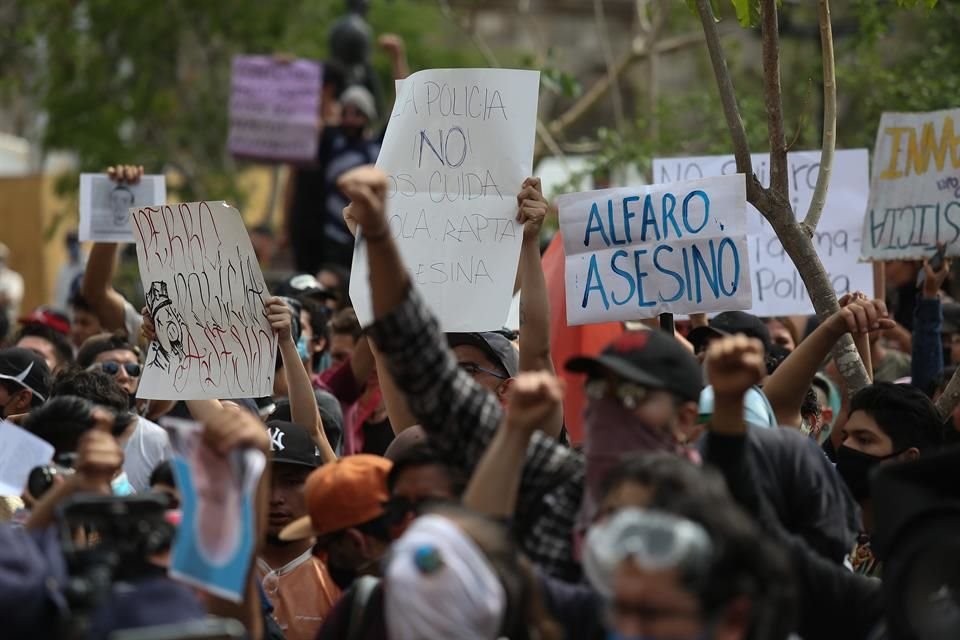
[831,292,895,336]
[505,372,564,438]
[202,404,270,456]
[338,166,390,239]
[705,335,766,401]
[106,165,144,185]
[141,306,156,342]
[72,430,125,494]
[343,203,358,238]
[517,177,548,243]
[922,246,951,299]
[378,34,405,58]
[265,296,294,342]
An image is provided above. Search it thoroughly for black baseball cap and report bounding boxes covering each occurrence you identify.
[447,332,519,377]
[0,347,52,404]
[276,273,336,301]
[266,420,322,468]
[687,311,771,355]
[566,330,703,402]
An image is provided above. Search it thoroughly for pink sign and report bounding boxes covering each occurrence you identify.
[228,56,322,162]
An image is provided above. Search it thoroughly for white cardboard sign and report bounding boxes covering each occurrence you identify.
[130,201,277,400]
[558,174,751,325]
[79,173,167,243]
[654,149,872,316]
[349,68,540,331]
[861,109,960,260]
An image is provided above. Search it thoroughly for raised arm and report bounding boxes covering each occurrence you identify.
[464,372,565,518]
[267,297,336,463]
[516,178,563,439]
[764,294,892,426]
[80,165,144,333]
[912,256,949,393]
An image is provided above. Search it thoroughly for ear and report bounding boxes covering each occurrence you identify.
[313,337,328,353]
[672,401,700,442]
[713,596,752,640]
[13,390,33,414]
[496,377,514,402]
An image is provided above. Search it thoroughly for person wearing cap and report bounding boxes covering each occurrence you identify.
[285,81,382,274]
[444,177,564,441]
[257,421,340,640]
[280,454,393,593]
[0,347,51,419]
[15,321,75,373]
[340,165,863,579]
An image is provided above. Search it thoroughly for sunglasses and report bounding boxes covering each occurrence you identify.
[585,379,651,411]
[458,362,508,380]
[94,361,142,378]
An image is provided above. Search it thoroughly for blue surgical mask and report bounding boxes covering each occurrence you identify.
[111,472,135,496]
[296,334,310,361]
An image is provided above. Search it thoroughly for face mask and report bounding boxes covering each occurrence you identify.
[111,472,135,497]
[296,334,310,361]
[835,445,900,502]
[583,398,681,517]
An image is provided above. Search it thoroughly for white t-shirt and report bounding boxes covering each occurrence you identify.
[123,300,144,342]
[123,416,173,493]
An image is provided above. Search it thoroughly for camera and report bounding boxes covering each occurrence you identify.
[28,453,78,499]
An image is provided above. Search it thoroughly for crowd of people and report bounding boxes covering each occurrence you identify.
[1,36,959,640]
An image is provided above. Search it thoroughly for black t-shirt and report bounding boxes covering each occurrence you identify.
[362,417,394,457]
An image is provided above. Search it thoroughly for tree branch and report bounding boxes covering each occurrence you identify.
[693,0,753,180]
[760,0,789,200]
[801,0,837,236]
[593,0,626,131]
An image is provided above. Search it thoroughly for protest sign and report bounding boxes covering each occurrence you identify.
[79,173,166,243]
[163,417,265,602]
[131,201,278,400]
[227,55,322,163]
[860,108,960,260]
[654,149,872,316]
[349,68,540,331]
[558,174,751,325]
[0,420,54,496]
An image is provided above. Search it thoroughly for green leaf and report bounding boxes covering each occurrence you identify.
[731,0,762,27]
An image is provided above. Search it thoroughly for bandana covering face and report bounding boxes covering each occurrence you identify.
[577,398,701,548]
[385,515,506,640]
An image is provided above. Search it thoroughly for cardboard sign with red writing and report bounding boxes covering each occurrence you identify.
[131,201,277,399]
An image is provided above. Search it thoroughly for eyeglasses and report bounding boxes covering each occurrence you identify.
[585,379,651,411]
[458,362,508,380]
[585,508,714,601]
[92,361,142,378]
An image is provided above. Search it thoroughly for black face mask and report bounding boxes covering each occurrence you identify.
[835,445,901,502]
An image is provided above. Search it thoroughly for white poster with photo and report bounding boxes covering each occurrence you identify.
[653,149,872,316]
[349,68,540,331]
[163,417,265,603]
[559,174,751,325]
[78,173,167,243]
[860,109,960,260]
[130,201,278,400]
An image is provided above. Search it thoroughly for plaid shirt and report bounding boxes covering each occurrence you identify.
[367,288,585,581]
